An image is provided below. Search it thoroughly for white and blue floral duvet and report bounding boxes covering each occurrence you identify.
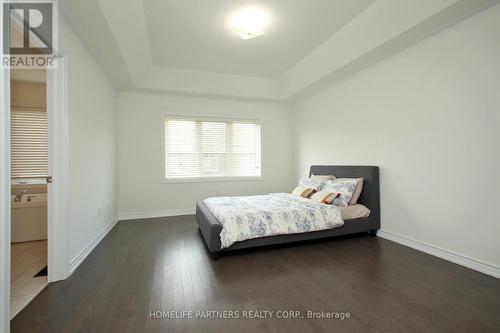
[203,193,344,249]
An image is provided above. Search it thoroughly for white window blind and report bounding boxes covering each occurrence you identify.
[163,116,261,180]
[11,108,48,178]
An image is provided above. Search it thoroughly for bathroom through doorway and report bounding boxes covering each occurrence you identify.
[10,69,49,319]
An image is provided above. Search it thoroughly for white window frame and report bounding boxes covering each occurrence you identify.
[160,113,263,183]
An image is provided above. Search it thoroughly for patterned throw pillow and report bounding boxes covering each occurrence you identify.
[335,178,364,205]
[298,177,325,191]
[310,191,340,204]
[321,178,359,207]
[291,186,316,198]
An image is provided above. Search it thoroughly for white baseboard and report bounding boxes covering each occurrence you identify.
[119,208,195,221]
[377,229,500,279]
[68,216,119,276]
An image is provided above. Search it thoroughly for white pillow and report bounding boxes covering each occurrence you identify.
[310,174,336,182]
[321,178,359,207]
[298,177,325,191]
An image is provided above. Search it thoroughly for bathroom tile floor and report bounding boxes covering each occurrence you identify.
[10,240,48,319]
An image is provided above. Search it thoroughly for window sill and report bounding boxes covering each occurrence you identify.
[162,176,263,184]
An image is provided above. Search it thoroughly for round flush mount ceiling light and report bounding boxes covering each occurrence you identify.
[229,6,269,40]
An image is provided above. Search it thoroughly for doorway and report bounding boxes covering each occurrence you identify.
[0,59,69,332]
[2,58,69,326]
[9,69,49,318]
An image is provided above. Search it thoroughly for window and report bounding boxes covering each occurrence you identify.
[11,107,48,178]
[162,115,261,181]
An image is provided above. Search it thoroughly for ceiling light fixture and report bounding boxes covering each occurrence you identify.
[229,7,269,40]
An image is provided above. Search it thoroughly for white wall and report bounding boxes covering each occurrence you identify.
[293,4,500,268]
[117,92,293,216]
[60,17,118,260]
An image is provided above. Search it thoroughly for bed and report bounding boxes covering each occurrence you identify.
[196,165,380,259]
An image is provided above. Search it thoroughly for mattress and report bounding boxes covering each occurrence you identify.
[196,200,376,255]
[203,193,344,249]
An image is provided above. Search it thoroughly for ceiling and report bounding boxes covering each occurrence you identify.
[143,0,374,77]
[60,0,499,100]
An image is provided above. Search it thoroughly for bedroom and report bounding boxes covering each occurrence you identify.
[0,0,499,332]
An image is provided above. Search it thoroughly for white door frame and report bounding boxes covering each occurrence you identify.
[0,59,69,332]
[47,56,69,282]
[1,65,12,333]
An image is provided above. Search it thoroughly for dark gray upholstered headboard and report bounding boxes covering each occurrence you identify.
[309,165,380,226]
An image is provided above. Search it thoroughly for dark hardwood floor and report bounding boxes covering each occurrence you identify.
[11,215,500,333]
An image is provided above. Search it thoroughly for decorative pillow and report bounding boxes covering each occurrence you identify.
[292,186,316,198]
[310,191,340,204]
[310,174,336,182]
[298,177,325,191]
[321,178,359,207]
[334,178,364,205]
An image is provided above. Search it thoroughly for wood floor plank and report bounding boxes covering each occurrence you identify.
[11,216,500,333]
